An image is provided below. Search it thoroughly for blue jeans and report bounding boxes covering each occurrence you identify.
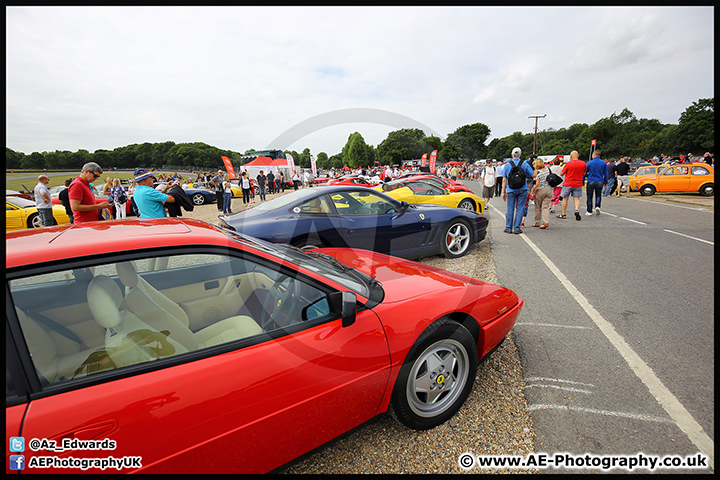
[38,208,54,227]
[223,192,233,214]
[586,182,603,212]
[602,178,615,196]
[506,190,528,231]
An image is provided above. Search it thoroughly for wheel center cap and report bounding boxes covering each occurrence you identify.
[436,374,445,385]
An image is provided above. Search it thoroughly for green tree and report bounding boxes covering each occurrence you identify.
[6,148,25,170]
[316,151,330,169]
[676,98,714,153]
[377,128,426,165]
[444,123,491,160]
[21,151,45,170]
[342,132,372,168]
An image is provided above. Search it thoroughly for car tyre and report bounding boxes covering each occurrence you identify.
[457,198,476,212]
[192,193,206,205]
[699,183,714,196]
[639,184,656,196]
[28,212,41,229]
[389,319,478,430]
[441,219,472,258]
[291,236,327,249]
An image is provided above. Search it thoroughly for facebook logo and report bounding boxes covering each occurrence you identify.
[9,436,25,452]
[9,455,25,470]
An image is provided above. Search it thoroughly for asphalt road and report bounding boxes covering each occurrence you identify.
[461,180,714,473]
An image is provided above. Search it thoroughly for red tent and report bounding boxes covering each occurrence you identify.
[242,156,287,168]
[444,161,462,166]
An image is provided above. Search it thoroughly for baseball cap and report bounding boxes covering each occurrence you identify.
[512,147,522,158]
[134,168,154,182]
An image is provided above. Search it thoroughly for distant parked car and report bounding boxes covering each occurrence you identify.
[635,163,714,196]
[5,196,71,230]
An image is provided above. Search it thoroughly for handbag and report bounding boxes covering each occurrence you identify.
[117,192,128,204]
[546,167,563,188]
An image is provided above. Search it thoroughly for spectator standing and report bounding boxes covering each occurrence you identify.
[615,158,631,197]
[384,165,394,182]
[500,147,535,234]
[449,165,459,181]
[495,160,506,197]
[241,172,251,204]
[703,152,713,166]
[267,171,275,194]
[58,178,74,223]
[132,168,175,218]
[292,171,300,190]
[256,171,267,201]
[303,170,311,188]
[68,162,111,223]
[530,158,553,229]
[210,170,225,212]
[279,171,285,192]
[223,174,234,214]
[549,158,564,213]
[603,158,617,197]
[479,161,497,205]
[110,178,128,220]
[34,174,54,227]
[584,149,608,215]
[558,151,587,221]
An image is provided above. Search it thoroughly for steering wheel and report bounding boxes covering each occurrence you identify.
[260,276,300,331]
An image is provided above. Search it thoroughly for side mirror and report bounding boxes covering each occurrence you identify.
[399,201,409,211]
[328,291,357,327]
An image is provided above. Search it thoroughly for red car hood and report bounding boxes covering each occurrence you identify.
[316,247,490,303]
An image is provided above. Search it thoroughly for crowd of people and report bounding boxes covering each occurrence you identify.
[32,149,713,228]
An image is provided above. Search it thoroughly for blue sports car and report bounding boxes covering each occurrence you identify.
[218,186,488,259]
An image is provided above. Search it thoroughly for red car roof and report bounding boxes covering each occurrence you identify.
[6,218,231,269]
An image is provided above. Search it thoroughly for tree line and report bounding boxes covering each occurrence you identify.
[6,98,712,172]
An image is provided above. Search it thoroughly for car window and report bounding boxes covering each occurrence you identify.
[691,166,710,175]
[635,167,655,176]
[330,191,398,215]
[295,195,332,214]
[8,253,331,387]
[408,182,443,195]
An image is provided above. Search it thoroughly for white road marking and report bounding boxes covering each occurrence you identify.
[525,384,593,394]
[664,229,714,245]
[525,377,595,387]
[516,322,591,330]
[528,404,675,424]
[518,233,714,468]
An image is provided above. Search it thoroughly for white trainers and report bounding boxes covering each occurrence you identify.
[585,212,593,216]
[595,207,601,215]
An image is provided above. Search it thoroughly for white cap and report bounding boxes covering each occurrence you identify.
[511,147,522,158]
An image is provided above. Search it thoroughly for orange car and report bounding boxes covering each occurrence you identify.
[629,165,666,191]
[635,163,714,197]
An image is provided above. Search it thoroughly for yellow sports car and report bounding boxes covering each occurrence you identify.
[6,196,71,231]
[374,179,485,214]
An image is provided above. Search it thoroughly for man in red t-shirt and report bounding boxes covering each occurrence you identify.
[69,162,111,223]
[559,151,587,221]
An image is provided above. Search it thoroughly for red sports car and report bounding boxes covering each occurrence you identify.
[392,173,473,193]
[6,218,522,473]
[325,174,380,187]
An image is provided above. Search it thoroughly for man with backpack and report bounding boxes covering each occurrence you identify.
[500,147,536,234]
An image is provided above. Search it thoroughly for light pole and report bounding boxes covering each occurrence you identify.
[529,114,546,155]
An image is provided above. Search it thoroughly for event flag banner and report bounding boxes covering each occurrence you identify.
[310,155,317,177]
[221,156,236,179]
[286,153,296,174]
[429,150,438,173]
[421,153,428,167]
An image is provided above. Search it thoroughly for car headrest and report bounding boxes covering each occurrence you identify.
[87,275,124,329]
[116,261,139,288]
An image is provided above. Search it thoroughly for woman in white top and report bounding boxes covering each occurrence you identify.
[223,174,234,214]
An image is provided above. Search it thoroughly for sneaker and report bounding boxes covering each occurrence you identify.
[595,207,601,215]
[585,212,593,216]
[575,211,581,221]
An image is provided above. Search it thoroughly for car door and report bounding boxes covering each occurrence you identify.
[657,166,690,192]
[329,190,422,254]
[8,250,391,474]
[689,165,712,191]
[6,202,26,231]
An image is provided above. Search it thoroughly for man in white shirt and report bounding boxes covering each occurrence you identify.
[34,175,54,226]
[480,162,497,205]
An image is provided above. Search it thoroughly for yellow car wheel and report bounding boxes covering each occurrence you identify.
[457,198,476,212]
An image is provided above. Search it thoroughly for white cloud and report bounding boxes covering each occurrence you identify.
[5,6,714,157]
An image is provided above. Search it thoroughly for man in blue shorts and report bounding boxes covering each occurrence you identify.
[132,168,176,218]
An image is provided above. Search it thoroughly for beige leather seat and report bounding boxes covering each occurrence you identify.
[15,308,93,383]
[115,261,261,350]
[87,275,188,369]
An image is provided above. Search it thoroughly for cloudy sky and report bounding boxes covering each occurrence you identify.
[6,6,714,157]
